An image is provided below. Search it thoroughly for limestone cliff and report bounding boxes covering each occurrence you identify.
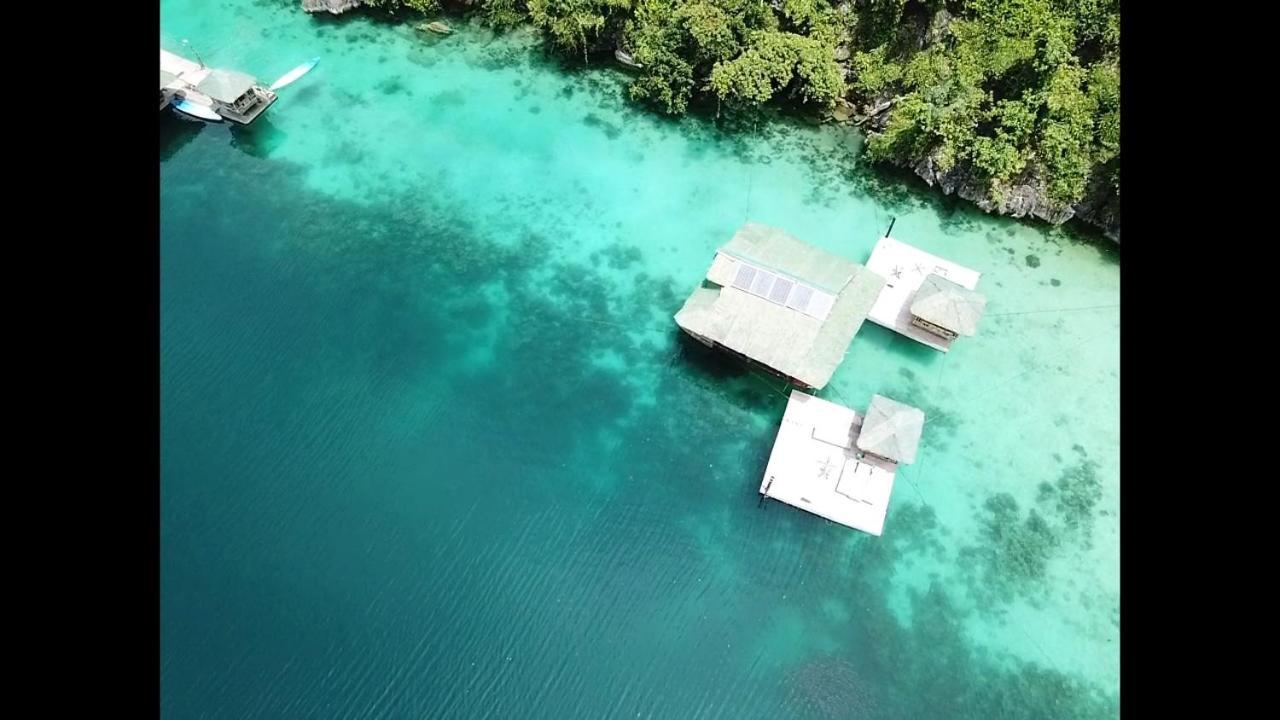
[301,0,364,14]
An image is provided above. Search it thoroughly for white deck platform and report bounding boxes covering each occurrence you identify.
[864,236,981,352]
[760,391,900,536]
[161,49,212,88]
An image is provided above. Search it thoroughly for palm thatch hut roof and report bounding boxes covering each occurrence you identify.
[910,274,987,337]
[855,394,925,464]
[673,223,885,389]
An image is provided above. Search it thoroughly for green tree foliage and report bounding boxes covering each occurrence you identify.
[776,0,843,46]
[628,49,696,113]
[852,0,909,49]
[849,46,902,97]
[544,0,841,114]
[481,0,529,29]
[1036,62,1095,203]
[1087,59,1119,164]
[367,0,1119,211]
[859,0,1119,208]
[970,97,1038,184]
[709,30,844,109]
[527,0,633,60]
[624,0,769,114]
[363,0,441,12]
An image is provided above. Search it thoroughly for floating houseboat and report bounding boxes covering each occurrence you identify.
[194,69,277,124]
[160,49,277,125]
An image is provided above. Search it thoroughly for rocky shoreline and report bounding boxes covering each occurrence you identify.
[297,1,1119,242]
[840,6,1120,242]
[853,105,1120,242]
[301,0,364,14]
[912,154,1119,244]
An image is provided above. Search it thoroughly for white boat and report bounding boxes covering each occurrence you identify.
[418,21,453,35]
[173,98,223,122]
[270,57,320,91]
[614,49,642,69]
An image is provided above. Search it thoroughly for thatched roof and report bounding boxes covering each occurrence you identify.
[674,223,885,389]
[910,273,987,336]
[855,394,924,464]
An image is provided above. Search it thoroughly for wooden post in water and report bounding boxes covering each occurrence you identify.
[759,476,774,508]
[884,217,896,238]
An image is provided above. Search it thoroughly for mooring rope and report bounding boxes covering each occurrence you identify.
[578,316,669,335]
[988,303,1119,318]
[749,368,791,403]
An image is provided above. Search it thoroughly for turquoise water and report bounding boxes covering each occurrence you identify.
[160,3,1120,718]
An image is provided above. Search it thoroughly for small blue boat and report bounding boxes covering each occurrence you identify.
[173,98,222,122]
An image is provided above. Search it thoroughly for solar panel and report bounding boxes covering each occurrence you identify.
[749,269,775,297]
[724,257,836,321]
[768,276,794,304]
[804,290,836,320]
[785,284,814,312]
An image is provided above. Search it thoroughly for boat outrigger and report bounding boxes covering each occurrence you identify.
[173,98,222,122]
